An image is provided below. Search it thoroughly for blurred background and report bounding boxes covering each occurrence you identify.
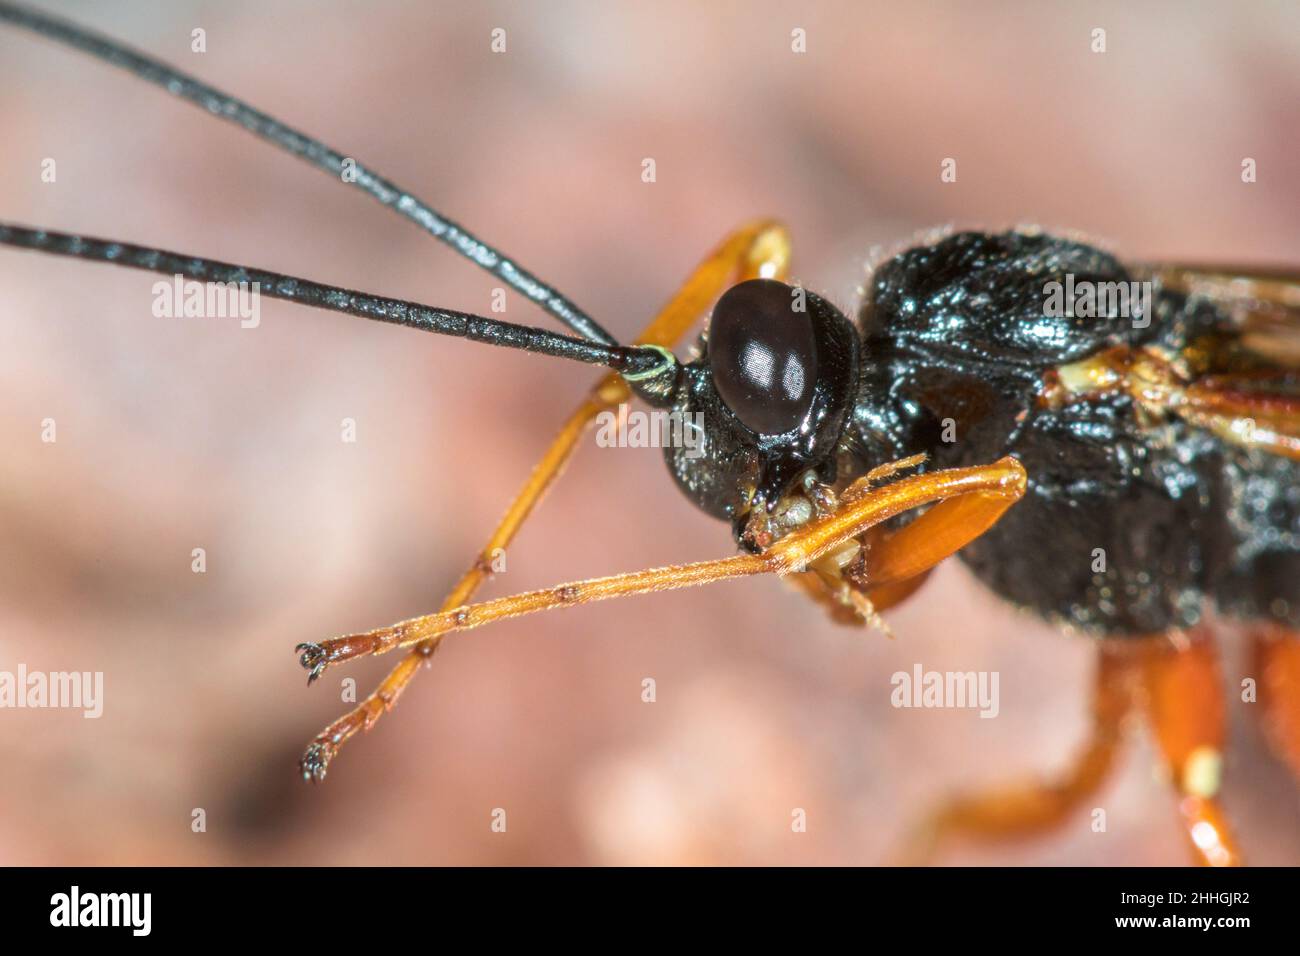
[1,0,1298,865]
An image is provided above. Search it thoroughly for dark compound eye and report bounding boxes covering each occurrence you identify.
[709,278,817,435]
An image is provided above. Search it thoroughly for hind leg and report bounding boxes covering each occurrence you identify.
[892,641,1136,864]
[1250,622,1300,780]
[896,630,1244,866]
[1137,631,1242,866]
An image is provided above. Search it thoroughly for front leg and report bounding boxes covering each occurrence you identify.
[298,220,792,780]
[297,458,1027,675]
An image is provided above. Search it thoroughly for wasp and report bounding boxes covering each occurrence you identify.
[3,3,1298,866]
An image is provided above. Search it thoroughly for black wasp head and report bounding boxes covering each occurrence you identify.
[638,278,860,545]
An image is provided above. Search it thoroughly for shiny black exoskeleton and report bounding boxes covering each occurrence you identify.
[653,229,1300,638]
[653,278,860,524]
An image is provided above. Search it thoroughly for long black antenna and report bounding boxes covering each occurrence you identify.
[0,0,618,346]
[0,223,671,378]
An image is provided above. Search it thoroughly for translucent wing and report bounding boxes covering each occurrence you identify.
[1149,263,1300,367]
[1141,264,1300,459]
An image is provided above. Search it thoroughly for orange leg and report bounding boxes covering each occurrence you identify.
[785,569,875,628]
[1251,622,1300,780]
[786,455,936,628]
[788,565,933,630]
[892,642,1137,864]
[1137,631,1242,866]
[299,221,792,780]
[297,457,1026,676]
[865,570,934,613]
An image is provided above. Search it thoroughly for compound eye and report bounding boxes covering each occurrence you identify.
[709,278,817,435]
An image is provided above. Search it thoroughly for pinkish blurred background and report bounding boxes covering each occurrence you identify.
[1,0,1298,865]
